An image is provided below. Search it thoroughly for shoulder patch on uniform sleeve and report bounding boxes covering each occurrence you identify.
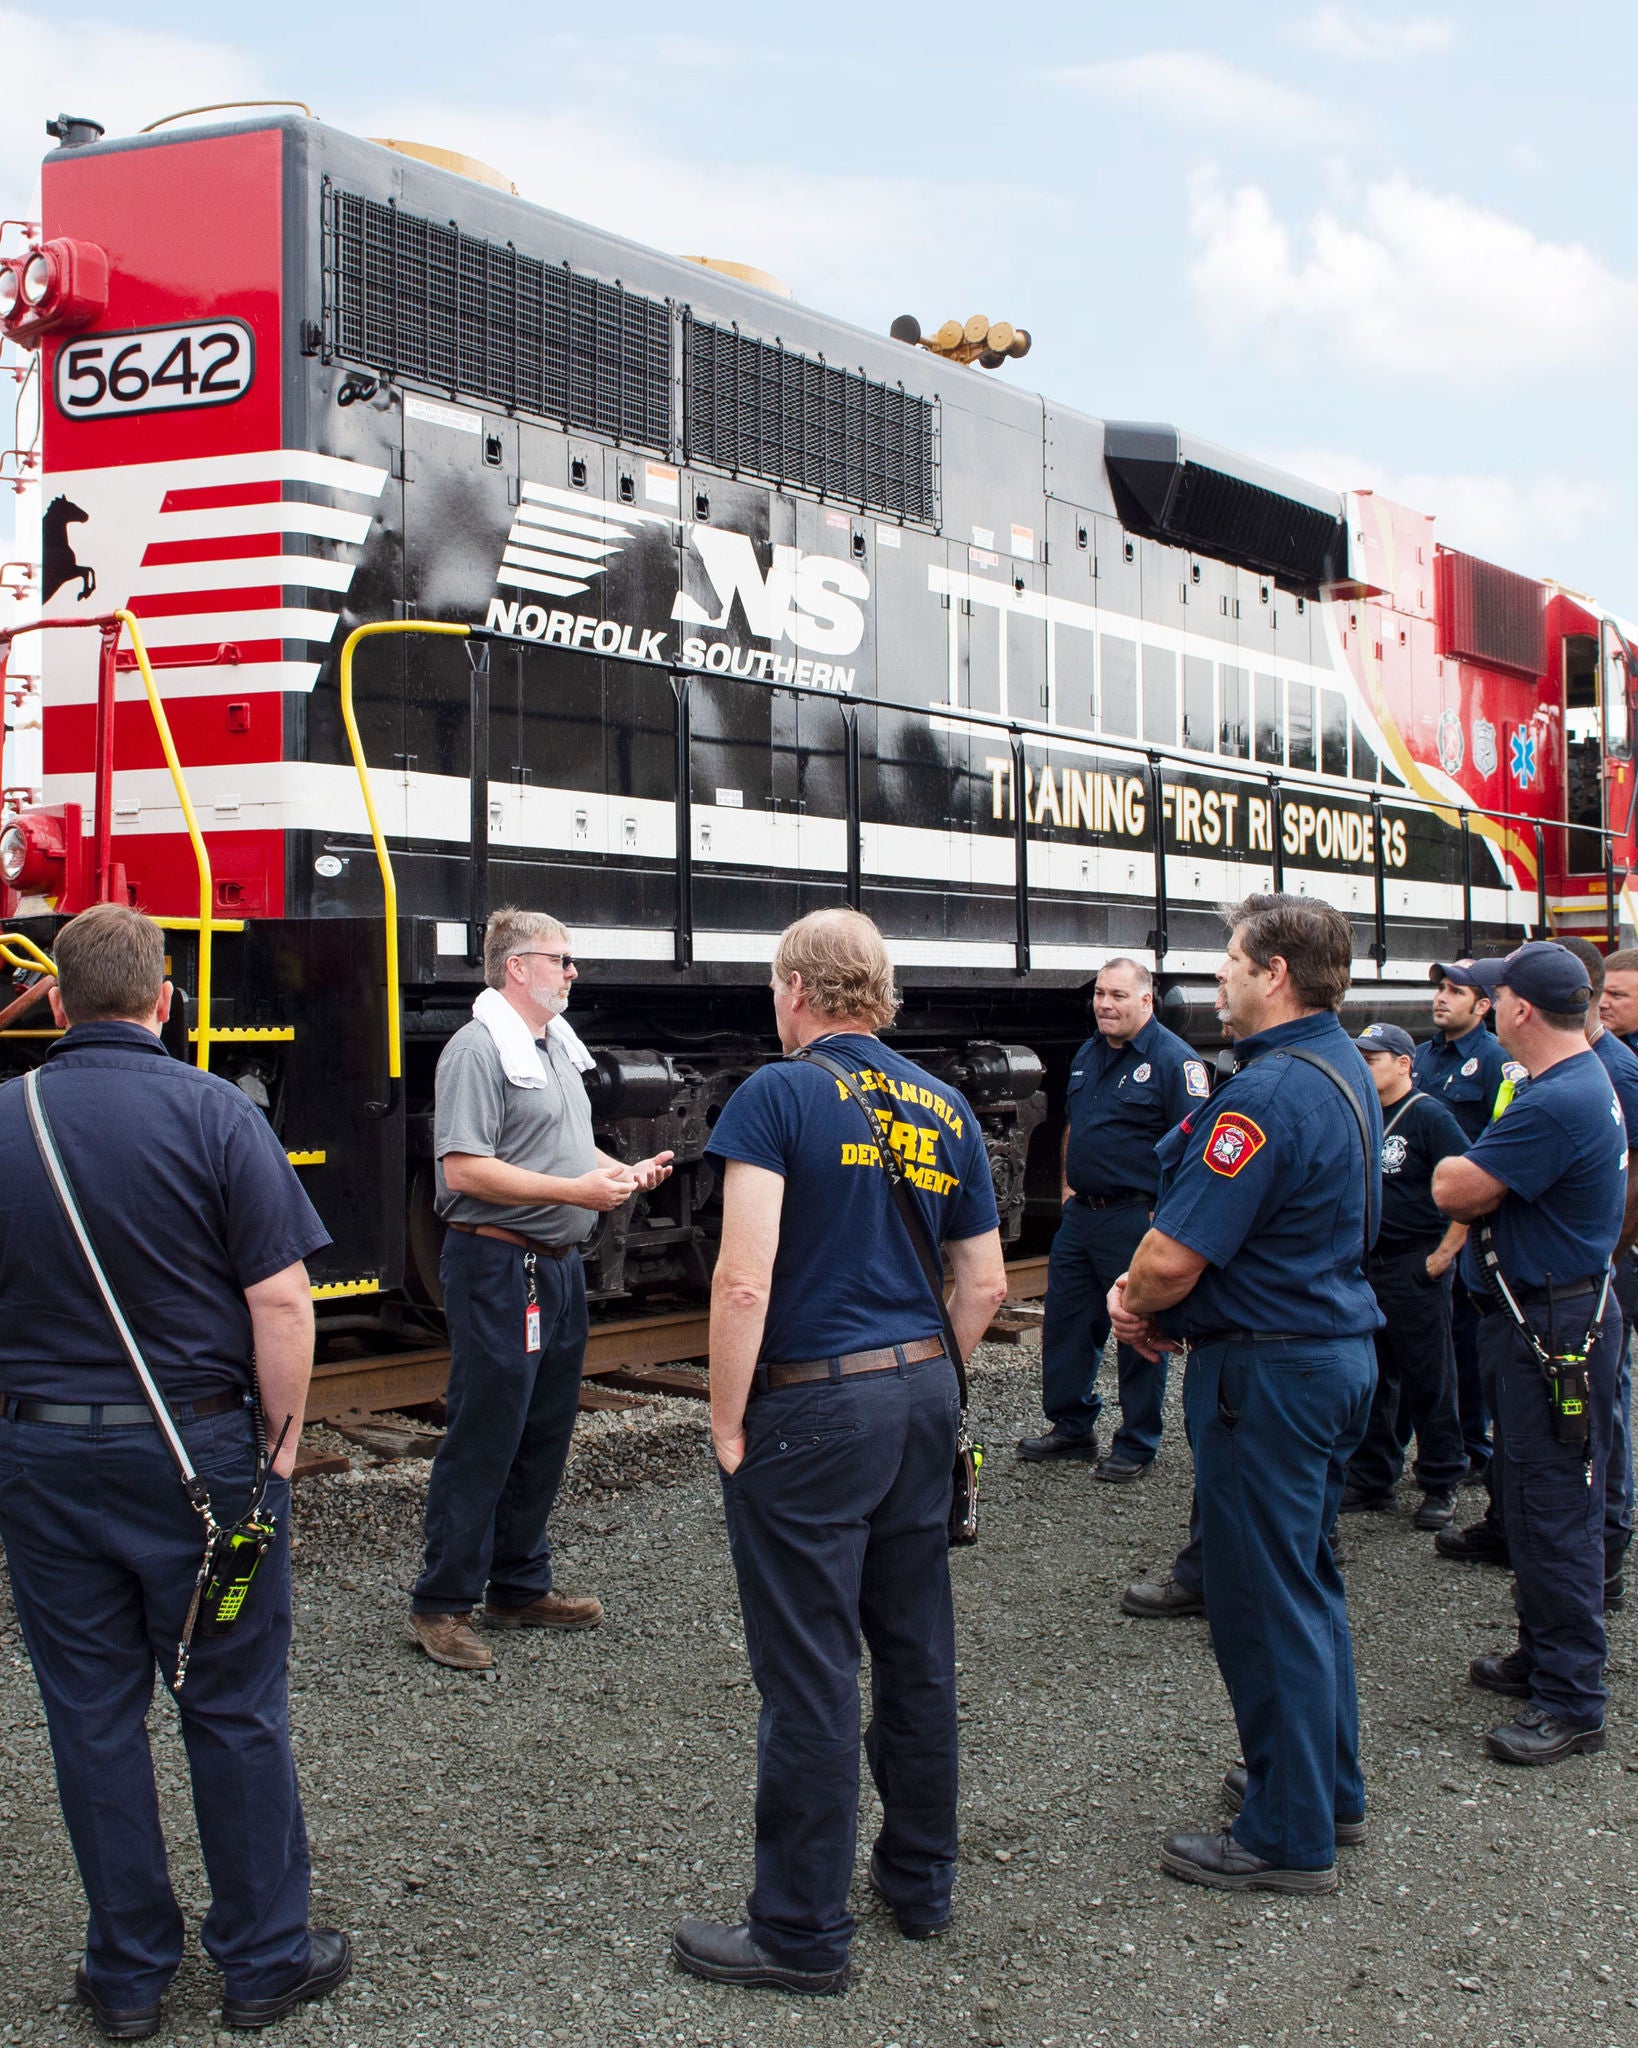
[1203,1110,1267,1177]
[1502,1061,1527,1083]
[1184,1059,1210,1099]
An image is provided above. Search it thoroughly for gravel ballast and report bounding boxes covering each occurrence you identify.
[3,1340,1636,2047]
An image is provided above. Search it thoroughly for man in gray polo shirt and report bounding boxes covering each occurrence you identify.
[410,908,673,1670]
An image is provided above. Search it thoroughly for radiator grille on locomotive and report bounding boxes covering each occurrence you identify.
[322,186,673,449]
[1438,550,1547,678]
[684,317,938,524]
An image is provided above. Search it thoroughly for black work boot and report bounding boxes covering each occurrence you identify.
[1435,1515,1510,1565]
[1016,1423,1099,1464]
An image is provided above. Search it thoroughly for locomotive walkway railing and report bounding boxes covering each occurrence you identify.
[650,661,1607,969]
[0,609,227,1067]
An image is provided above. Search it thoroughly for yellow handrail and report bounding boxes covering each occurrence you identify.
[114,611,216,1070]
[0,931,56,976]
[337,620,473,1104]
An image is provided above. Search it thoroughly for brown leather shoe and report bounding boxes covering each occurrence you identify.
[408,1611,494,1670]
[484,1590,603,1630]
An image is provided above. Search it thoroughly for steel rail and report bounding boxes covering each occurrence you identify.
[304,1254,1052,1424]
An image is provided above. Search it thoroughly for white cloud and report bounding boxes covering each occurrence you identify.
[1273,443,1619,582]
[0,6,259,209]
[1293,6,1456,60]
[1187,164,1638,386]
[1056,52,1338,144]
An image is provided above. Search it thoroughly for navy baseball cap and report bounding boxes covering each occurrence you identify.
[1355,1023,1416,1059]
[1495,941,1594,1011]
[1428,960,1491,992]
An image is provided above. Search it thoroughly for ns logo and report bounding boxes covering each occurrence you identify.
[672,525,870,658]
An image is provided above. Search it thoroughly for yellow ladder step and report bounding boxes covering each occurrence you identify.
[311,1278,381,1300]
[189,1026,295,1042]
[286,1149,327,1166]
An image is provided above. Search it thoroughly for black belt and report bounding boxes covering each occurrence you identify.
[0,1388,247,1428]
[755,1337,947,1393]
[1183,1329,1315,1347]
[1474,1282,1598,1320]
[1072,1191,1149,1211]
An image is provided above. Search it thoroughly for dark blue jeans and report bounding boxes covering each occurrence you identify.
[0,1403,310,2007]
[1348,1249,1468,1497]
[721,1351,960,1972]
[414,1230,587,1613]
[1041,1198,1163,1461]
[1479,1298,1618,1727]
[1185,1334,1376,1870]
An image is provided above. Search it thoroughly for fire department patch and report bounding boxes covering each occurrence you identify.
[1204,1111,1267,1177]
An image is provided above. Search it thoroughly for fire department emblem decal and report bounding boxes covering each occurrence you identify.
[1203,1111,1267,1178]
[1382,1134,1408,1171]
[1437,710,1464,776]
[1473,718,1498,776]
[1132,1062,1152,1082]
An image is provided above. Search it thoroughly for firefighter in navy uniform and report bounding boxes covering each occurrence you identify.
[672,910,1007,1996]
[1111,894,1382,1894]
[1340,1024,1470,1528]
[1433,943,1627,1764]
[1555,936,1638,1610]
[1018,957,1209,1482]
[1414,962,1506,1487]
[0,907,349,2039]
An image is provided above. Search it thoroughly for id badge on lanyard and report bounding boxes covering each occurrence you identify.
[524,1250,542,1353]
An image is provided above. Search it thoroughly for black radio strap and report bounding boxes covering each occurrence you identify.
[790,1045,969,1414]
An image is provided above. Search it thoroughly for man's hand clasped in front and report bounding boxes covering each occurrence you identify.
[1107,1272,1180,1365]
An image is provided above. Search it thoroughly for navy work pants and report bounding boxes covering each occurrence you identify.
[721,1351,959,1972]
[1348,1250,1467,1498]
[1185,1335,1376,1870]
[1041,1198,1162,1461]
[414,1229,587,1613]
[1479,1297,1618,1727]
[0,1404,310,2008]
[1452,1285,1491,1467]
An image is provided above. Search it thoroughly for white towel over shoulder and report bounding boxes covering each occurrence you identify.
[471,986,596,1085]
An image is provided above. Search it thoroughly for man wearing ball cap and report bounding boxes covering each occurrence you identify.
[1433,942,1628,1765]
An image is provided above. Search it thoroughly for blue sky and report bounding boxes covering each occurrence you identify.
[5,0,1636,602]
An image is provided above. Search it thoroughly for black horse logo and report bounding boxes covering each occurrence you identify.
[43,495,97,604]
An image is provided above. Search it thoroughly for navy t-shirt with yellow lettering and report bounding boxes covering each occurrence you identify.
[706,1032,1000,1363]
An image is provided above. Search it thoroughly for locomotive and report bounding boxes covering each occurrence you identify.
[2,108,1634,1318]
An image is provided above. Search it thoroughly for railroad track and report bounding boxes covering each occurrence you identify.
[304,1255,1050,1425]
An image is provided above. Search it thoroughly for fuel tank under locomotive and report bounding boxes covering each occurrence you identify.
[403,1038,1045,1308]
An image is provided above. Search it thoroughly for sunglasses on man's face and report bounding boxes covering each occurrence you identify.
[515,950,575,971]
